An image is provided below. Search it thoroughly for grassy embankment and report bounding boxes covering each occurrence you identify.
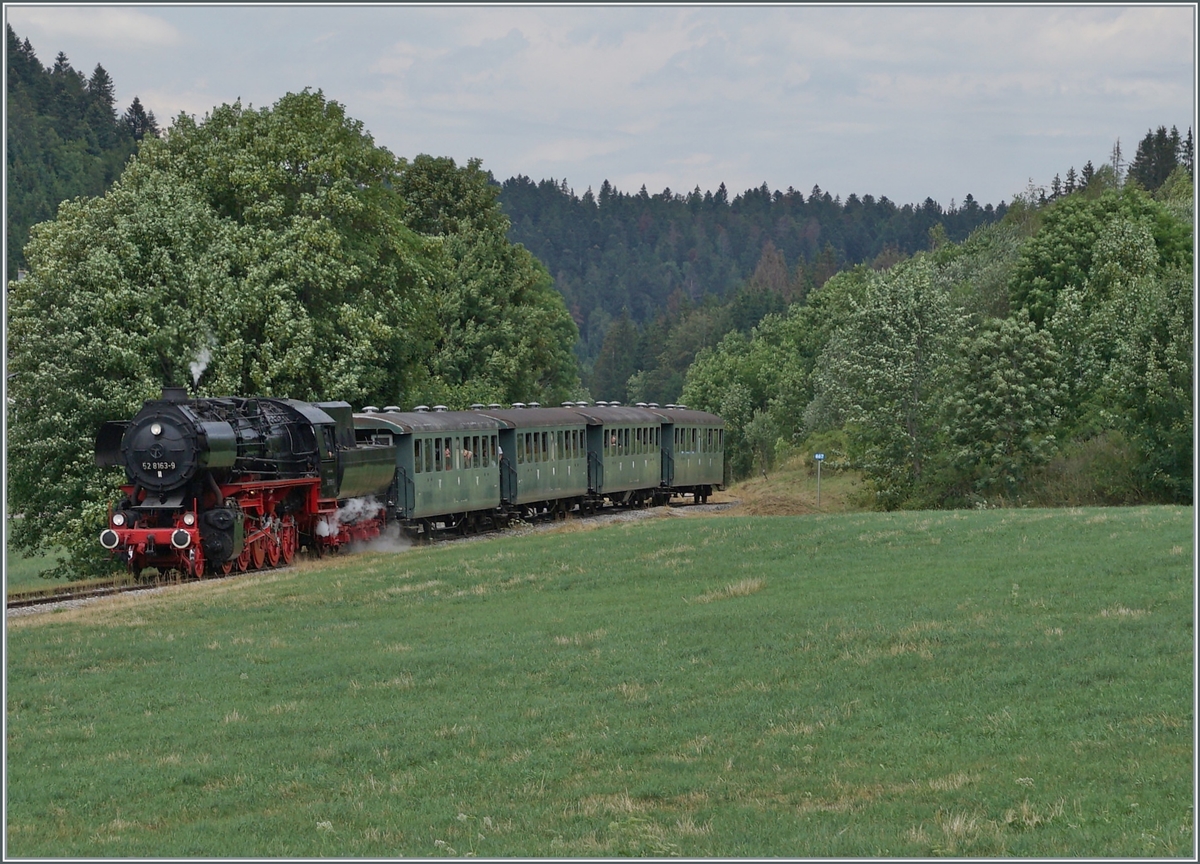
[3,457,851,595]
[6,502,1192,857]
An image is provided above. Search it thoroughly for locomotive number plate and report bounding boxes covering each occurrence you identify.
[142,461,177,471]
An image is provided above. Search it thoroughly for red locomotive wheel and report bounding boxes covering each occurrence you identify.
[251,538,266,569]
[220,559,235,575]
[281,524,297,565]
[267,535,281,567]
[237,544,251,572]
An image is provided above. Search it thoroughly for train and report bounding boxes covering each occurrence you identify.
[94,387,725,578]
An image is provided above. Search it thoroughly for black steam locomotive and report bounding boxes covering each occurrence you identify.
[95,387,397,577]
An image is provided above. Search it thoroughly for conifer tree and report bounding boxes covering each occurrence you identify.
[123,95,159,141]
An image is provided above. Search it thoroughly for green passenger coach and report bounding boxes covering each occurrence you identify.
[573,405,668,506]
[350,401,725,539]
[651,406,725,503]
[353,408,509,532]
[476,407,591,517]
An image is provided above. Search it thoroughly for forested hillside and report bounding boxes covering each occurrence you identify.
[5,25,159,280]
[498,177,1004,382]
[679,155,1193,507]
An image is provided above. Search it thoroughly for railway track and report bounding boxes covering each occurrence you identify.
[6,574,200,613]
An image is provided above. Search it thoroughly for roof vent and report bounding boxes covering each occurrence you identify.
[576,400,590,407]
[561,401,575,407]
[511,402,526,409]
[414,405,430,412]
[675,404,687,410]
[595,400,608,407]
[469,403,485,410]
[488,403,502,409]
[433,405,448,412]
[384,405,401,413]
[635,402,647,408]
[648,402,660,408]
[362,405,380,413]
[610,401,622,407]
[528,401,540,408]
[665,404,676,409]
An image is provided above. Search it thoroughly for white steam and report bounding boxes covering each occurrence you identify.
[189,343,213,387]
[315,497,384,537]
[348,521,413,555]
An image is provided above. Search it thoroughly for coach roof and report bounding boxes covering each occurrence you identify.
[476,407,591,428]
[646,407,725,427]
[353,410,511,434]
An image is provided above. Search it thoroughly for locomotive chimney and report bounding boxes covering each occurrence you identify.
[162,386,189,403]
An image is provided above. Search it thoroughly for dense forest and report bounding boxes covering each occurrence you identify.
[498,176,1005,387]
[5,24,159,280]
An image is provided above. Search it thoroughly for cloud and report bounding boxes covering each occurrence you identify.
[8,7,182,47]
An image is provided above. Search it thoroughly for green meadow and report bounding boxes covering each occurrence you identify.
[5,506,1193,857]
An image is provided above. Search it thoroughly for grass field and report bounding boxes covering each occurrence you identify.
[5,505,1194,857]
[5,546,67,592]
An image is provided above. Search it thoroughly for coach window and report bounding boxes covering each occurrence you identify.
[414,439,423,474]
[433,438,442,471]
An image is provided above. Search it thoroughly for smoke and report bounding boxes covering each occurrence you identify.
[315,497,384,537]
[189,331,217,388]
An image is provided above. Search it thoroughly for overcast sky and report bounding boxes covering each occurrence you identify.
[6,4,1196,208]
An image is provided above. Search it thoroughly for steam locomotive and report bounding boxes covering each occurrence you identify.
[95,387,396,577]
[95,387,725,578]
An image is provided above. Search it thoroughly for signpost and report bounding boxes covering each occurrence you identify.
[814,453,824,509]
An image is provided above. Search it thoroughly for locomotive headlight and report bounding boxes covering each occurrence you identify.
[151,423,163,436]
[171,529,191,549]
[99,529,120,550]
[182,512,196,526]
[111,512,126,527]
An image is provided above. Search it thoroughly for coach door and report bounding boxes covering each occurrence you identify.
[498,427,518,503]
[585,424,604,493]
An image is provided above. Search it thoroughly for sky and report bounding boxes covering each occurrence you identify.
[5,3,1196,208]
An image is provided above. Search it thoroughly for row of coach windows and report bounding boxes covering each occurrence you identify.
[675,427,723,454]
[414,435,499,474]
[604,426,660,457]
[516,429,585,465]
